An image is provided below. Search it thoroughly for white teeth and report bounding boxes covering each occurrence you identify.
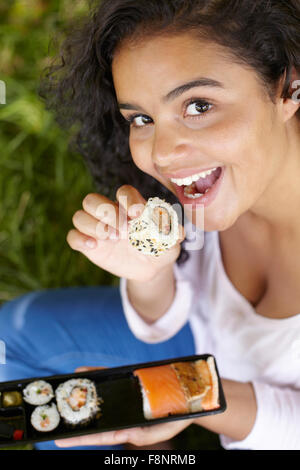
[184,193,204,199]
[171,168,218,186]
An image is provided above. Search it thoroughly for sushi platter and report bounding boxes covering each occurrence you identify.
[0,354,226,447]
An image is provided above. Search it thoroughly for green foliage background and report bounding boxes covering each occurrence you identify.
[0,0,221,450]
[0,0,118,305]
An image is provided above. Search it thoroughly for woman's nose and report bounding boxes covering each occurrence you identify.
[151,124,189,166]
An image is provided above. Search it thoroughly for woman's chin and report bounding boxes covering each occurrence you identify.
[184,207,237,232]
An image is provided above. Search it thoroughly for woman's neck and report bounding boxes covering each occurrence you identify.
[248,117,300,239]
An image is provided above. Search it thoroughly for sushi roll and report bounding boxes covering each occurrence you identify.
[31,403,60,432]
[55,378,100,426]
[194,356,220,411]
[134,356,220,420]
[171,361,211,413]
[128,197,179,257]
[23,380,54,405]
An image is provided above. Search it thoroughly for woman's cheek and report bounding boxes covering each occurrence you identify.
[129,132,154,173]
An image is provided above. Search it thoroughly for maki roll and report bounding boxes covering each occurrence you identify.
[31,403,60,432]
[134,356,220,420]
[128,197,179,256]
[55,378,100,426]
[23,380,54,405]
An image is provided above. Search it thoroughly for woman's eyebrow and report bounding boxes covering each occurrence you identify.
[164,77,224,102]
[118,77,224,111]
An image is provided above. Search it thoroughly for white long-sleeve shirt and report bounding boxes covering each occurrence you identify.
[119,222,300,450]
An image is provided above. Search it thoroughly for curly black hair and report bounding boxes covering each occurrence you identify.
[38,0,300,266]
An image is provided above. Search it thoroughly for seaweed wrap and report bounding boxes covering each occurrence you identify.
[55,378,100,426]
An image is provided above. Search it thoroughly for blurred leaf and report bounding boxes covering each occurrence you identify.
[0,0,115,304]
[0,95,48,134]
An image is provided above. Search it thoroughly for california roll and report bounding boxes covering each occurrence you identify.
[55,378,100,426]
[31,403,60,432]
[23,380,54,405]
[128,197,180,256]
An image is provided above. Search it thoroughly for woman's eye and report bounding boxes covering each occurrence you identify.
[125,100,212,128]
[127,115,153,128]
[185,101,212,116]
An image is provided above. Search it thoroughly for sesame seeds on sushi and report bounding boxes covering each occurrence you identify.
[128,197,180,256]
[31,403,60,432]
[23,380,54,406]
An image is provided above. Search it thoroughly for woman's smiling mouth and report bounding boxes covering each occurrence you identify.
[170,167,219,186]
[171,166,225,207]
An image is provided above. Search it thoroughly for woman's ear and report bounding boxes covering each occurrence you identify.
[281,67,300,123]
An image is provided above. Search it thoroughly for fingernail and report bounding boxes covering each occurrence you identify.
[128,207,135,217]
[85,238,97,249]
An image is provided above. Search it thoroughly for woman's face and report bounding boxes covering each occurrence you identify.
[112,33,290,231]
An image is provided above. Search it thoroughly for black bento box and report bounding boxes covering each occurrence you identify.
[0,354,226,447]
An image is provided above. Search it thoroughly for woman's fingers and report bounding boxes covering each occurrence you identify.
[55,418,193,448]
[66,229,98,251]
[72,210,118,241]
[76,186,147,241]
[75,366,107,372]
[55,430,128,448]
[116,185,146,219]
[82,192,129,237]
[122,419,194,447]
[82,193,122,228]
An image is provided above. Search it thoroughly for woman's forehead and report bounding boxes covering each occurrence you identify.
[112,33,263,103]
[112,33,229,76]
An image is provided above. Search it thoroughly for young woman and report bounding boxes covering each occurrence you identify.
[1,0,300,450]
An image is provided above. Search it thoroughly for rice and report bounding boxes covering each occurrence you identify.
[206,356,219,408]
[23,380,54,405]
[31,403,60,432]
[55,378,100,426]
[128,197,179,256]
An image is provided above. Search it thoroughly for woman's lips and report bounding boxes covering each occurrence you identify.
[162,165,221,179]
[172,166,226,208]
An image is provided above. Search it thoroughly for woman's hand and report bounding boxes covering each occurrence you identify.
[67,185,185,283]
[55,418,194,448]
[54,367,193,448]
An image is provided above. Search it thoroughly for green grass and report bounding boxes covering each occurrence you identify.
[0,0,118,303]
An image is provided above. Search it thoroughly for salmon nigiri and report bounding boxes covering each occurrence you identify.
[134,357,220,420]
[133,364,188,419]
[195,357,220,410]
